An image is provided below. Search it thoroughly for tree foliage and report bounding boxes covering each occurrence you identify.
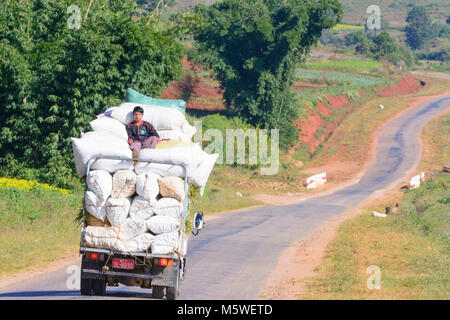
[184,0,342,149]
[0,0,185,188]
[348,31,414,66]
[137,0,177,14]
[405,6,435,50]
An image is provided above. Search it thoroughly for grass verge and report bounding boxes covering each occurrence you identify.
[300,111,450,299]
[0,185,82,280]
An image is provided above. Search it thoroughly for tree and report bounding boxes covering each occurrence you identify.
[405,6,435,50]
[347,30,414,66]
[351,31,374,55]
[0,0,185,187]
[372,31,397,58]
[186,0,342,148]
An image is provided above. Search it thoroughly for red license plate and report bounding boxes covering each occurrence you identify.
[112,258,134,270]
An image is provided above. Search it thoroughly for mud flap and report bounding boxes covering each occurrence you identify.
[81,257,106,281]
[151,260,179,288]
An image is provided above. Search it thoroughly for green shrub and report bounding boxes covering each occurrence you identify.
[0,0,185,188]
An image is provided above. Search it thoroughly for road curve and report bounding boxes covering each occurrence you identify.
[411,71,450,81]
[0,92,449,300]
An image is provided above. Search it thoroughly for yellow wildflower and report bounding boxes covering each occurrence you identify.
[0,177,69,196]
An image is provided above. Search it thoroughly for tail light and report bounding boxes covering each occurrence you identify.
[86,252,99,260]
[156,258,173,266]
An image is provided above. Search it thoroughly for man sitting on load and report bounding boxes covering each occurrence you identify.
[126,106,159,159]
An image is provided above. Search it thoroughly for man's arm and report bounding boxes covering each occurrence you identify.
[125,124,134,145]
[145,122,159,139]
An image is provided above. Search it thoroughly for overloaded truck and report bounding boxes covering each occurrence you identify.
[79,157,204,300]
[72,95,216,300]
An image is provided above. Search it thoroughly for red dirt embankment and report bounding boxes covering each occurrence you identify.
[161,58,226,111]
[291,75,422,154]
[378,74,421,96]
[290,94,353,154]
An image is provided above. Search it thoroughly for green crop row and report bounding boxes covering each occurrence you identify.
[295,68,387,87]
[306,60,382,71]
[294,84,363,111]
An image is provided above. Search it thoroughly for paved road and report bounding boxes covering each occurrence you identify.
[0,92,449,300]
[411,71,450,81]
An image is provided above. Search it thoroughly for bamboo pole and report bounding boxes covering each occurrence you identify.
[84,0,95,23]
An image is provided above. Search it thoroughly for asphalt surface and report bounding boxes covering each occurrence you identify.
[0,91,449,300]
[411,71,450,81]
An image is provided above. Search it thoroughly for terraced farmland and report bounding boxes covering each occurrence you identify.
[295,68,388,87]
[306,60,382,71]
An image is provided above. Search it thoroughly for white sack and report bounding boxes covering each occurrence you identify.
[146,215,181,235]
[86,170,112,201]
[111,102,185,130]
[106,197,132,227]
[84,191,107,222]
[157,130,189,142]
[151,231,180,255]
[129,195,157,221]
[182,120,196,141]
[90,117,128,141]
[83,226,154,253]
[83,226,118,250]
[134,162,187,178]
[112,170,136,198]
[84,235,118,251]
[135,154,217,190]
[85,226,116,238]
[153,198,184,219]
[116,218,147,240]
[158,176,185,201]
[121,233,154,253]
[90,159,134,174]
[189,153,219,188]
[138,143,206,167]
[72,134,131,178]
[136,172,160,201]
[80,131,128,145]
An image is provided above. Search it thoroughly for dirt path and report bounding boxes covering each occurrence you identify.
[258,93,450,300]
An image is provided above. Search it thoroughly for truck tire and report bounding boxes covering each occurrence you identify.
[152,286,164,299]
[92,279,106,296]
[167,263,182,300]
[166,286,179,300]
[80,278,93,296]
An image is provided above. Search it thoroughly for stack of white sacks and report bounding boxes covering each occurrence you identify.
[72,102,219,255]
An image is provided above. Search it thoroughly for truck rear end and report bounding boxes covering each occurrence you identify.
[79,156,192,300]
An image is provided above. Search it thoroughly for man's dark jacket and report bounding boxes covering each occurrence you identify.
[126,120,159,144]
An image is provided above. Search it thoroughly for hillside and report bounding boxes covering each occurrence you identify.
[339,0,450,27]
[140,0,450,25]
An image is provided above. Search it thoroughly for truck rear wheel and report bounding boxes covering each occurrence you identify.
[93,279,106,296]
[152,286,164,299]
[166,286,179,300]
[80,278,93,296]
